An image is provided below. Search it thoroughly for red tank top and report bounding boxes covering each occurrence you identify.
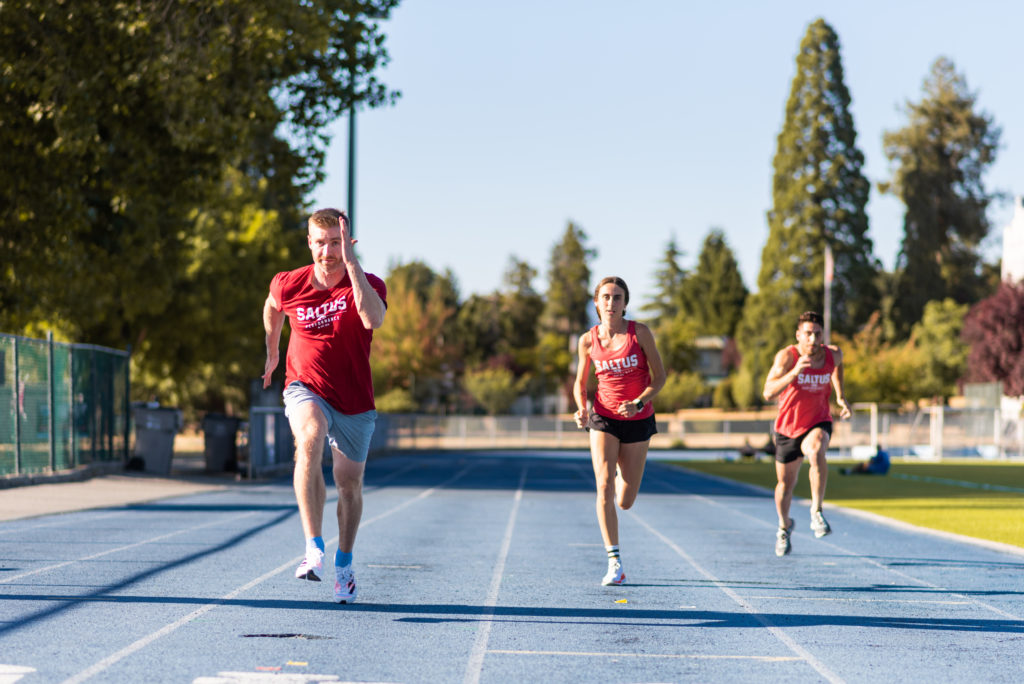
[774,346,835,438]
[270,265,387,414]
[589,321,654,421]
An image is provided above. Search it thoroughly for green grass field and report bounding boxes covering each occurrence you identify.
[671,459,1024,549]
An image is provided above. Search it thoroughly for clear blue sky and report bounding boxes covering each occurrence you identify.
[313,0,1022,306]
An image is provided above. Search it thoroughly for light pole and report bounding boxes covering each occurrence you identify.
[823,242,833,343]
[346,104,356,237]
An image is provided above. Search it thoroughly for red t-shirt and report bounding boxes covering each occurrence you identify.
[270,265,387,414]
[774,346,835,438]
[589,321,654,421]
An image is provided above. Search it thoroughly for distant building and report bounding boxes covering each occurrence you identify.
[694,335,738,386]
[1003,195,1024,283]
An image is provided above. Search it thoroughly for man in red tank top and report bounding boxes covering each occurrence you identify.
[762,311,851,557]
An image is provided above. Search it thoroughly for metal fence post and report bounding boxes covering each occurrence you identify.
[48,331,55,471]
[12,338,21,475]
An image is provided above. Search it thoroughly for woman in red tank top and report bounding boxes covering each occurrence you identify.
[572,277,666,586]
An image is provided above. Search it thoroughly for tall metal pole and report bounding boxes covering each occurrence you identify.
[823,242,833,343]
[347,104,356,237]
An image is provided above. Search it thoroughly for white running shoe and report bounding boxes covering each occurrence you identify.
[295,547,324,581]
[775,527,792,557]
[334,565,358,604]
[810,510,832,538]
[602,560,625,586]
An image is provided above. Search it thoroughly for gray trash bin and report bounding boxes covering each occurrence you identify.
[133,406,183,475]
[202,414,242,472]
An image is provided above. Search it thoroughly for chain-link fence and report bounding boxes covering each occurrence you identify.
[1,332,130,477]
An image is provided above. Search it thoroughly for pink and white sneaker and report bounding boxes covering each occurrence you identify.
[295,547,324,581]
[334,565,358,604]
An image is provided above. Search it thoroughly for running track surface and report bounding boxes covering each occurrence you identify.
[1,450,1023,683]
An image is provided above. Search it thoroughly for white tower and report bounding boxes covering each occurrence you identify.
[1003,196,1024,283]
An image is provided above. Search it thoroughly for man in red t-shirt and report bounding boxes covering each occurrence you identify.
[263,208,386,603]
[763,311,850,557]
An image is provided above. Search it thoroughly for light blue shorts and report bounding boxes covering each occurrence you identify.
[282,382,377,463]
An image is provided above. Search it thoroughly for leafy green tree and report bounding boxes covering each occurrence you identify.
[463,366,527,415]
[0,0,400,412]
[734,18,876,407]
[370,262,457,408]
[880,57,1001,337]
[641,237,687,327]
[498,256,544,373]
[911,298,970,399]
[454,294,503,367]
[833,315,923,404]
[679,229,748,336]
[540,223,595,395]
[542,222,596,336]
[962,280,1024,397]
[653,371,706,413]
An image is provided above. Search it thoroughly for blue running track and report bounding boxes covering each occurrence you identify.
[1,450,1022,683]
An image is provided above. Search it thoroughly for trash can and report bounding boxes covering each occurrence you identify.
[133,406,183,475]
[202,413,242,472]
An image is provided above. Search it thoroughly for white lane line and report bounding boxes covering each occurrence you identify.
[0,511,123,536]
[0,664,37,684]
[740,596,971,605]
[463,465,528,684]
[0,511,260,584]
[630,511,845,684]
[658,466,1024,621]
[61,464,478,684]
[486,649,800,662]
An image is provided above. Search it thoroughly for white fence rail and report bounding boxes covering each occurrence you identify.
[246,404,1024,471]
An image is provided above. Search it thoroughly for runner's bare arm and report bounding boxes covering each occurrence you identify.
[763,348,800,402]
[830,345,852,419]
[573,333,592,428]
[263,292,285,389]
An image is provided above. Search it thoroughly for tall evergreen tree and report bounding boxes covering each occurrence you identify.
[541,222,596,337]
[880,57,1001,337]
[641,237,687,326]
[499,257,543,361]
[680,229,748,336]
[734,18,877,407]
[538,222,595,395]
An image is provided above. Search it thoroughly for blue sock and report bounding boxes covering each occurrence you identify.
[335,550,353,568]
[307,536,325,554]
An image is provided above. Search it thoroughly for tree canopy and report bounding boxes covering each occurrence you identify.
[880,57,1001,337]
[962,280,1024,397]
[0,0,400,413]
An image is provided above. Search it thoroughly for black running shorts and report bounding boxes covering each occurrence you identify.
[588,413,657,444]
[774,421,833,464]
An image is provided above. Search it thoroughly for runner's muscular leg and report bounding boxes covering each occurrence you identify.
[590,430,621,547]
[775,457,803,528]
[332,448,366,554]
[288,402,327,539]
[615,440,650,510]
[802,427,830,511]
